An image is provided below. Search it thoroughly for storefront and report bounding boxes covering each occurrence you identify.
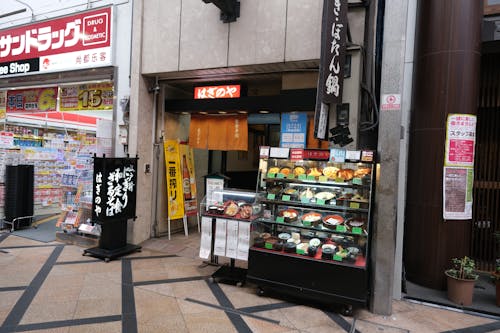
[0,3,132,234]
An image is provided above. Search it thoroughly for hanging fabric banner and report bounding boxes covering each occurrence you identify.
[189,114,248,151]
[179,144,198,217]
[164,140,185,219]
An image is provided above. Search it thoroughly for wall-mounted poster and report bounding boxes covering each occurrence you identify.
[443,167,474,220]
[60,81,114,111]
[6,87,58,113]
[92,156,138,223]
[445,114,477,167]
[280,112,308,148]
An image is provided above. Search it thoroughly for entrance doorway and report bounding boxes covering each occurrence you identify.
[471,51,500,272]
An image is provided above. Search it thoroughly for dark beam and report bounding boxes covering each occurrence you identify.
[165,89,316,113]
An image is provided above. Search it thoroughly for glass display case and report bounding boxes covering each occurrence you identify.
[247,148,376,313]
[200,188,263,221]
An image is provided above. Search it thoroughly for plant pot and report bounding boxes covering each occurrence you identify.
[445,272,476,306]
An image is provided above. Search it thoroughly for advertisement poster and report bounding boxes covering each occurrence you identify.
[6,87,58,113]
[205,177,224,208]
[445,114,477,167]
[0,7,112,78]
[60,82,114,111]
[280,112,308,148]
[180,144,198,216]
[443,167,474,220]
[164,140,185,220]
[0,91,6,120]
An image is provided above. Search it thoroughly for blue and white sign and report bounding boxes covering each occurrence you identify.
[280,112,308,148]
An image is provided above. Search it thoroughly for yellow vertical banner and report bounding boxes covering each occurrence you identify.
[180,144,198,216]
[164,140,185,219]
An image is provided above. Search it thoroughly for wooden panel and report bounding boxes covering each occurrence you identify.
[472,53,500,272]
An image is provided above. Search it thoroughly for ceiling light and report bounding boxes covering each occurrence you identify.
[218,111,227,114]
[258,110,270,114]
[237,110,247,114]
[199,111,208,115]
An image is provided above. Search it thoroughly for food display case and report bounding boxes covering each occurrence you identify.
[247,148,376,313]
[200,188,263,285]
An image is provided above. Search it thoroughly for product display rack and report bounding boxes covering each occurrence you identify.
[200,188,262,286]
[247,148,375,313]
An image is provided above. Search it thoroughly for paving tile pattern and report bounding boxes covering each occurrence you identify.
[0,228,498,332]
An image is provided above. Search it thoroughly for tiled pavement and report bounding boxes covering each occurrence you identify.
[1,230,500,332]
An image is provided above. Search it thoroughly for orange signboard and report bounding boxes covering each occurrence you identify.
[194,85,241,99]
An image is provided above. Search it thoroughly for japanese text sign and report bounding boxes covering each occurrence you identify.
[318,0,348,105]
[92,157,138,223]
[280,112,308,148]
[164,140,185,219]
[0,91,6,119]
[6,87,58,113]
[194,85,241,99]
[445,114,477,167]
[0,7,112,77]
[60,81,114,111]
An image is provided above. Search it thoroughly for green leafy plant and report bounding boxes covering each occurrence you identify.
[445,256,479,280]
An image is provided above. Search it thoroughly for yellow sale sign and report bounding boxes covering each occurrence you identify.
[59,81,114,111]
[164,140,185,219]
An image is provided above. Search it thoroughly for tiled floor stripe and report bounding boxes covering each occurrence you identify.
[0,245,63,333]
[0,233,9,243]
[122,259,138,333]
[14,315,122,332]
[237,302,297,313]
[184,298,281,325]
[323,310,358,333]
[54,259,103,265]
[134,275,210,286]
[206,281,253,333]
[0,244,61,250]
[440,321,500,333]
[126,254,178,260]
[0,286,27,292]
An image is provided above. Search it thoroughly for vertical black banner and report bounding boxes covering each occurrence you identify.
[314,0,348,139]
[92,157,138,223]
[319,0,348,104]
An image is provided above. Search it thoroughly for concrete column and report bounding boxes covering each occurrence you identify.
[371,0,416,315]
[128,0,155,244]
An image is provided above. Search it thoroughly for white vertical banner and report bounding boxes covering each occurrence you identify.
[236,222,251,261]
[199,216,212,259]
[213,218,227,256]
[225,219,239,259]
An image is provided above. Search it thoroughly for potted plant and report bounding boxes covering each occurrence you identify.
[491,259,500,306]
[445,256,479,306]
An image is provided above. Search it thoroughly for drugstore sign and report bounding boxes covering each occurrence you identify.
[0,7,112,78]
